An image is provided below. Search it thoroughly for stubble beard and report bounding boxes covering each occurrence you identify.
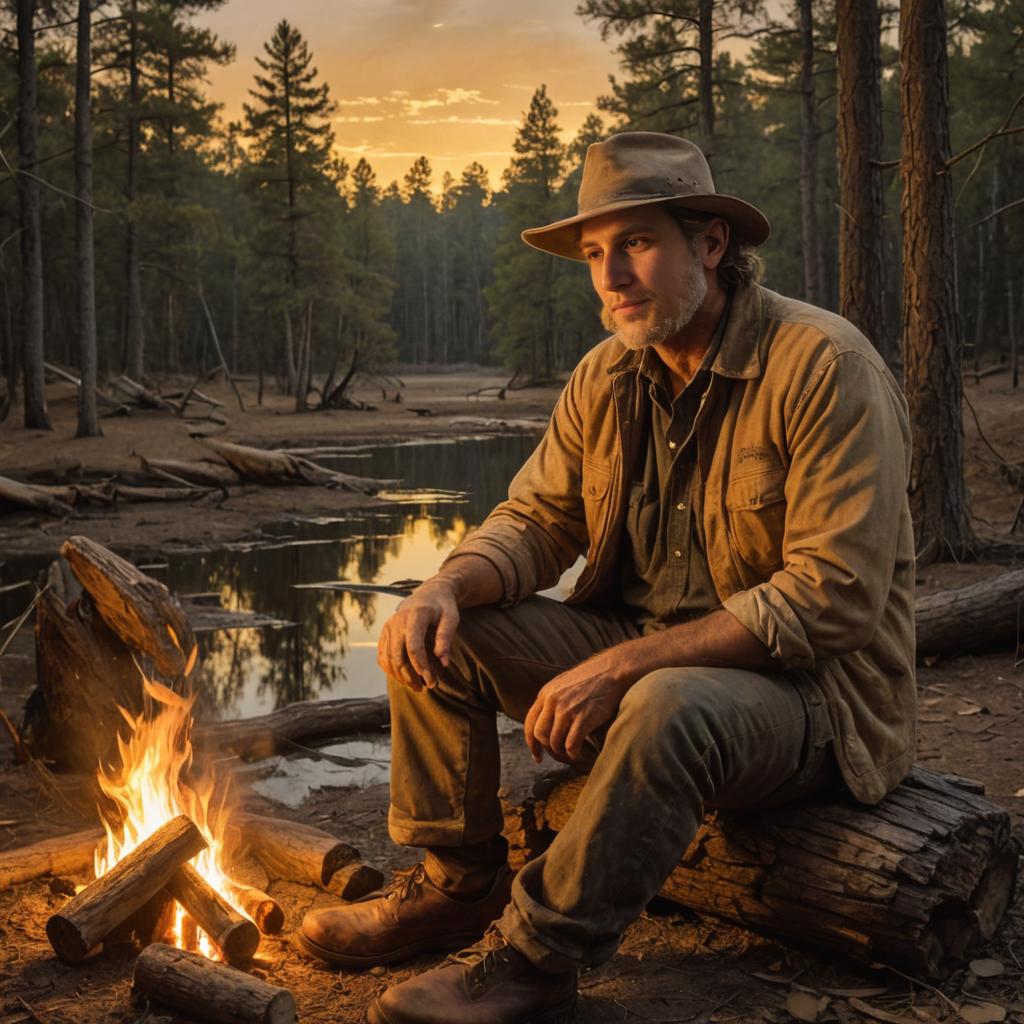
[603,261,709,352]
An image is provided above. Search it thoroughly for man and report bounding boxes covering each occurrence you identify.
[299,132,916,1024]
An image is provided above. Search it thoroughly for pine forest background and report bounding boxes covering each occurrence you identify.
[1,0,1021,420]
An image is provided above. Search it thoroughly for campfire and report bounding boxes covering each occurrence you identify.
[13,537,385,1023]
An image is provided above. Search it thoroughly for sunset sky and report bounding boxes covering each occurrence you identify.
[198,0,621,192]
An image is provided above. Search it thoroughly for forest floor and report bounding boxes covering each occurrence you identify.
[0,369,1022,1024]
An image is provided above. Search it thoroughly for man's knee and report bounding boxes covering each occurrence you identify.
[612,667,723,751]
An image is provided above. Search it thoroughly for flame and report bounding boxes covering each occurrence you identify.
[94,660,248,957]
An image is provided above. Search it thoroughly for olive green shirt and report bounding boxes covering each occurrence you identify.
[620,316,727,630]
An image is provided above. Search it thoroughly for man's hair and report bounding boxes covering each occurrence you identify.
[667,207,763,289]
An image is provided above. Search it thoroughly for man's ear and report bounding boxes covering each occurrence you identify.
[702,218,729,271]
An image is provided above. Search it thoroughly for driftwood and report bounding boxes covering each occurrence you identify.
[0,827,103,890]
[165,863,260,965]
[0,473,74,515]
[541,766,1016,978]
[46,815,206,963]
[194,695,389,759]
[135,453,241,489]
[60,535,195,677]
[133,944,297,1024]
[232,812,382,898]
[228,883,284,935]
[194,436,398,494]
[916,567,1024,659]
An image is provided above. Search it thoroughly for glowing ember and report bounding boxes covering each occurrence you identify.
[94,652,250,958]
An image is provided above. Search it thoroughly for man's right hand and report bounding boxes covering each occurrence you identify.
[377,578,461,691]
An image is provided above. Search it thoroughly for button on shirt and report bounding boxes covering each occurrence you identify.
[619,312,729,632]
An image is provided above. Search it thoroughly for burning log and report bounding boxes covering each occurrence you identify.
[229,884,284,935]
[194,695,390,759]
[46,814,206,964]
[133,944,297,1024]
[234,812,383,898]
[540,766,1016,978]
[0,828,103,890]
[59,535,195,678]
[165,863,260,966]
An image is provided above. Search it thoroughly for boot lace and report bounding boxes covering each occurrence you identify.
[445,925,514,992]
[383,863,428,902]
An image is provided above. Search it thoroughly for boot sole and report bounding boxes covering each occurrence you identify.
[366,991,577,1023]
[294,927,492,969]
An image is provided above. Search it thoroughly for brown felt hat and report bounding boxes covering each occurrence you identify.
[521,132,770,261]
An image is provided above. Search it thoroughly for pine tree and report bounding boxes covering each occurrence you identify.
[486,85,566,380]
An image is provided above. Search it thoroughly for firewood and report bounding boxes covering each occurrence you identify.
[330,862,385,901]
[915,567,1024,659]
[60,535,195,678]
[133,944,297,1024]
[540,766,1016,978]
[0,828,103,890]
[165,863,260,965]
[194,696,389,759]
[229,883,284,935]
[234,812,382,896]
[46,814,206,963]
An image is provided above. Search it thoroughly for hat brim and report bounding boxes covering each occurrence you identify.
[520,193,770,261]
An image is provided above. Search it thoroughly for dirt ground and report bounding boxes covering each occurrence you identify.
[0,370,1023,1024]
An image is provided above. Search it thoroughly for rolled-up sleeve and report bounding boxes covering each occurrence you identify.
[723,352,911,668]
[442,368,592,606]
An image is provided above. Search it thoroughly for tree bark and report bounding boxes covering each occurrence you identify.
[798,0,824,306]
[227,884,284,935]
[75,0,101,437]
[0,828,104,890]
[899,0,972,561]
[16,0,51,430]
[124,0,145,380]
[542,767,1016,978]
[133,944,297,1024]
[46,815,206,963]
[836,0,891,366]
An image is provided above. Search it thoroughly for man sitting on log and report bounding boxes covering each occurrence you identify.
[299,132,917,1024]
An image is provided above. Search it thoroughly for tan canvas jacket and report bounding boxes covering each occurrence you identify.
[448,282,916,804]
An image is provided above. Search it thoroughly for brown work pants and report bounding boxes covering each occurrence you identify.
[387,596,840,973]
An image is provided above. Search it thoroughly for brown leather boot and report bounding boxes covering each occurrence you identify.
[296,863,512,969]
[367,926,577,1024]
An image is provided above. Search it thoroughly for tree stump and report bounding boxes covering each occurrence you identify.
[540,766,1017,978]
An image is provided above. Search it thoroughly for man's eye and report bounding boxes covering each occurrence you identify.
[624,237,645,249]
[584,250,601,261]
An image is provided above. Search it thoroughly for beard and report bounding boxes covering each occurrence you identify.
[603,260,709,352]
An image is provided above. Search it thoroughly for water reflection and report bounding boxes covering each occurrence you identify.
[166,434,550,721]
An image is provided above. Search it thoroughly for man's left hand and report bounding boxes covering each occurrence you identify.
[523,651,633,764]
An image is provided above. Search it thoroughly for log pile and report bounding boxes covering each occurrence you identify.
[539,765,1017,978]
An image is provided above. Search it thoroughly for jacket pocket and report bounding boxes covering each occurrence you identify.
[725,468,787,578]
[581,457,612,502]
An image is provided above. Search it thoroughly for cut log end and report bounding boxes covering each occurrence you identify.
[329,862,384,901]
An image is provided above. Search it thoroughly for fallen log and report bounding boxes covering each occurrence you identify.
[195,436,399,494]
[46,814,206,963]
[0,828,103,890]
[165,863,260,965]
[193,695,390,759]
[60,535,195,678]
[540,766,1016,978]
[112,484,217,503]
[135,453,241,489]
[227,883,284,935]
[233,812,382,898]
[44,362,125,409]
[0,474,74,515]
[110,374,178,414]
[916,567,1024,659]
[133,944,297,1024]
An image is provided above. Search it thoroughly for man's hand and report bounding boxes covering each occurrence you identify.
[377,579,460,692]
[523,650,632,764]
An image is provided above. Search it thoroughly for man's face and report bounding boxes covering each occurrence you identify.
[579,205,709,351]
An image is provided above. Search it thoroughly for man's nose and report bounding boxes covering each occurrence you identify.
[601,252,632,293]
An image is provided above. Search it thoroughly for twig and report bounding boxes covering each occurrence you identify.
[17,995,51,1024]
[945,92,1024,171]
[0,583,49,661]
[959,196,1024,236]
[868,962,960,1016]
[0,706,26,763]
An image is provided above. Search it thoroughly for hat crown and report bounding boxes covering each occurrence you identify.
[578,132,717,214]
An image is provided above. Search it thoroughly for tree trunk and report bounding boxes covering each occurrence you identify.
[899,0,971,561]
[16,0,51,429]
[74,0,101,437]
[282,309,297,395]
[125,0,145,380]
[798,0,824,306]
[836,0,891,367]
[1009,276,1018,389]
[697,0,715,154]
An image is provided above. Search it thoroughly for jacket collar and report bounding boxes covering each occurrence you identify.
[607,282,766,380]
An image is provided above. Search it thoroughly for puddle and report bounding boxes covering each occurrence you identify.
[1,434,585,724]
